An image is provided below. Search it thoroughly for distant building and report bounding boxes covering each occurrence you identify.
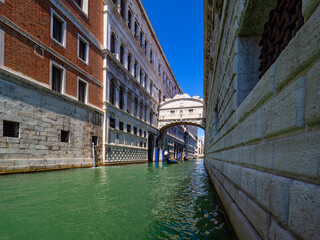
[196,138,203,156]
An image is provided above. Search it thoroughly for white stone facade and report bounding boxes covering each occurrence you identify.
[103,0,197,163]
[204,0,320,239]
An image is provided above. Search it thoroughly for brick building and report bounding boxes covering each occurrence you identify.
[0,0,104,172]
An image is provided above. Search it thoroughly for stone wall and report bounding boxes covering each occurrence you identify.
[0,70,103,173]
[204,0,320,239]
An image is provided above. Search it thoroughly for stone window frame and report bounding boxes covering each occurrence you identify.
[78,33,89,65]
[72,0,89,16]
[77,77,89,104]
[50,8,67,48]
[50,60,66,95]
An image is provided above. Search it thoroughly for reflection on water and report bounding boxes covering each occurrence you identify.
[0,159,234,239]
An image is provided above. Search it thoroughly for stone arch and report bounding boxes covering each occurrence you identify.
[158,94,205,131]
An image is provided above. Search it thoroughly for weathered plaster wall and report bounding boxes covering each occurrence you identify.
[0,70,103,173]
[204,0,320,239]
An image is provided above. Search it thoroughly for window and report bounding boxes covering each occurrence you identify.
[127,124,131,133]
[144,106,147,122]
[134,97,138,117]
[189,109,194,113]
[140,31,144,47]
[127,53,132,71]
[61,130,70,143]
[50,61,65,94]
[110,33,116,54]
[144,74,147,88]
[78,34,89,64]
[3,120,19,138]
[109,80,116,105]
[73,0,88,15]
[140,70,143,84]
[78,78,88,103]
[144,131,146,138]
[119,121,124,131]
[170,110,175,114]
[119,86,124,110]
[134,61,137,78]
[110,117,116,128]
[127,91,132,114]
[259,0,304,78]
[134,127,137,135]
[144,142,146,148]
[128,10,132,28]
[134,21,138,38]
[150,111,153,125]
[139,129,142,136]
[150,81,153,96]
[139,102,143,119]
[92,136,98,146]
[120,45,124,64]
[140,142,142,147]
[150,50,153,64]
[120,0,125,19]
[145,41,148,55]
[51,9,66,47]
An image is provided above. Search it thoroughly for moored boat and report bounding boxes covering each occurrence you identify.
[166,158,179,164]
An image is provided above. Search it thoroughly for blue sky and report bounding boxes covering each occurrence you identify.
[141,0,205,140]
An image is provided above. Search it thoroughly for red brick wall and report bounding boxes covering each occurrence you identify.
[0,0,103,108]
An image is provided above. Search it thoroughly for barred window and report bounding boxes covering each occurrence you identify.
[259,0,304,78]
[3,120,19,138]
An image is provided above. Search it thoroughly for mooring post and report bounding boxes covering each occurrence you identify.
[156,149,159,163]
[162,150,165,163]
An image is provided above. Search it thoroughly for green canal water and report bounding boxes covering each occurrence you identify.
[0,159,235,240]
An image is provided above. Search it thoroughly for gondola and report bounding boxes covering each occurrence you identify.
[166,157,179,164]
[184,156,190,161]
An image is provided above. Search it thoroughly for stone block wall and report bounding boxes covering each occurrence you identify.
[0,70,103,173]
[204,0,320,239]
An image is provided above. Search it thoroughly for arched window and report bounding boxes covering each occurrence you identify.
[127,53,131,71]
[140,102,143,120]
[150,81,153,96]
[127,91,132,114]
[150,110,153,125]
[120,45,124,64]
[109,80,116,105]
[134,61,137,78]
[120,0,125,19]
[144,106,147,122]
[110,33,115,54]
[150,50,153,64]
[140,69,143,84]
[158,64,161,76]
[134,21,138,38]
[128,10,132,28]
[144,74,147,88]
[119,86,124,110]
[134,97,138,117]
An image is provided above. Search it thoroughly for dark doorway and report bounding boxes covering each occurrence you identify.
[148,134,154,162]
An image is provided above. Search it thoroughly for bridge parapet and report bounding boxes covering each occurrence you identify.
[158,94,205,131]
